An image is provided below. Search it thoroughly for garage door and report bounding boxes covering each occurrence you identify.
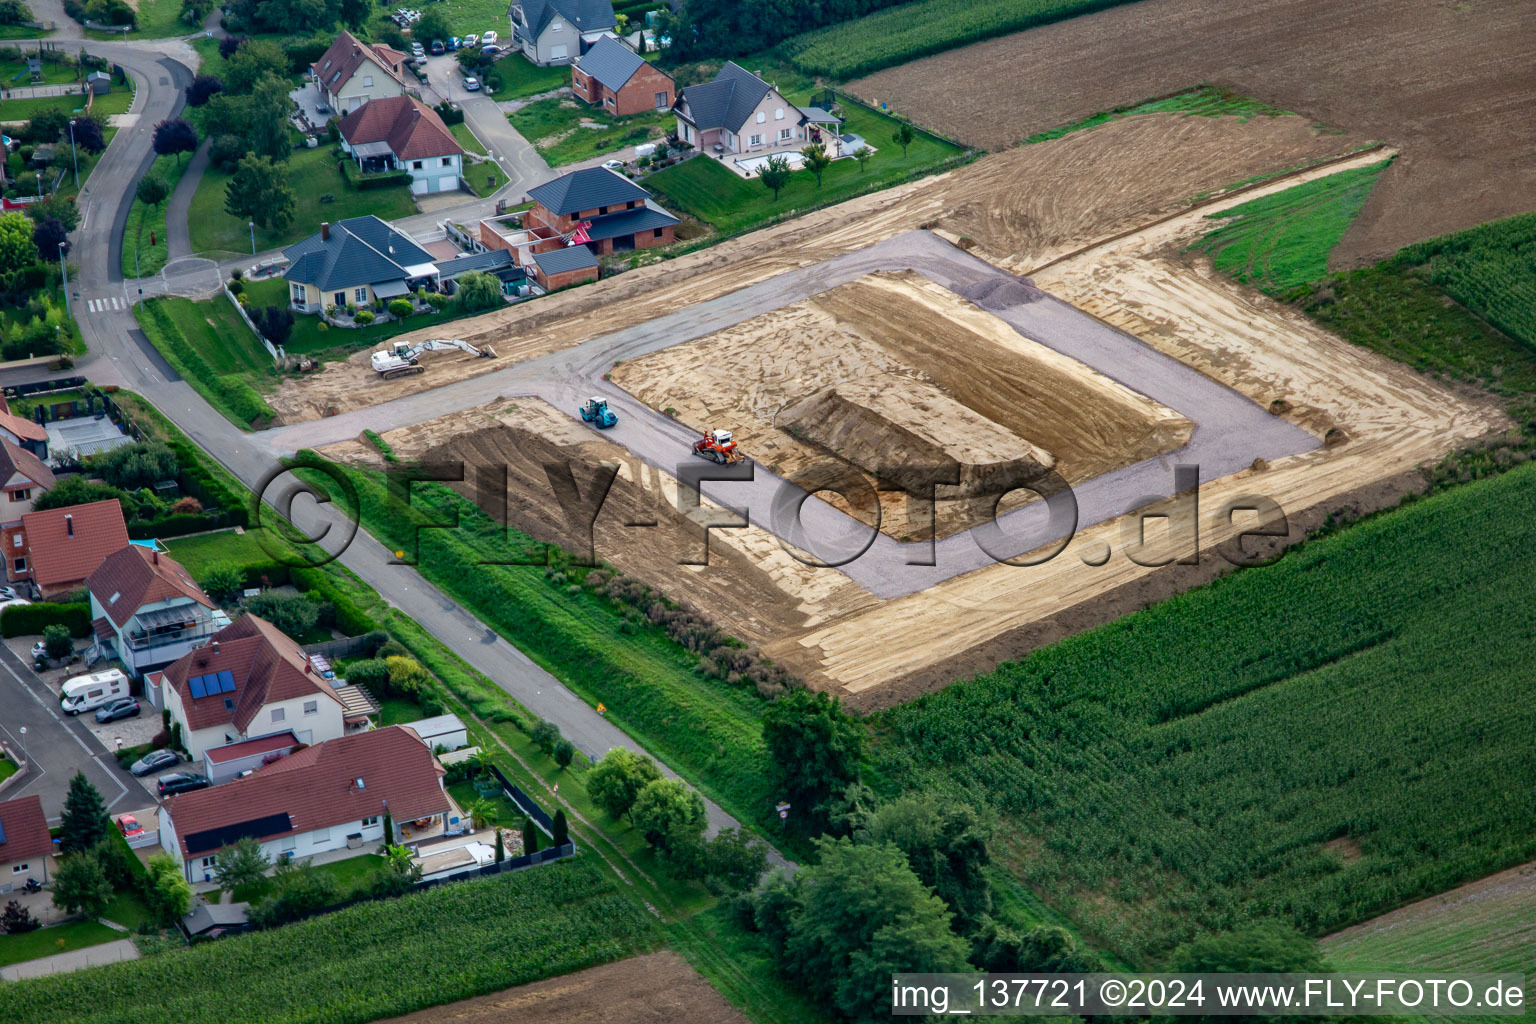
[410,177,428,195]
[438,175,458,193]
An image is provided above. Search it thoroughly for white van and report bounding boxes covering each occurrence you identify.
[60,670,129,715]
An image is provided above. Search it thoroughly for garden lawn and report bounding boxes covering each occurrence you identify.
[488,54,569,100]
[2,60,79,87]
[240,277,465,356]
[187,144,417,258]
[0,920,121,968]
[510,96,670,167]
[450,122,506,193]
[0,25,46,38]
[134,297,277,429]
[645,92,965,236]
[125,0,189,38]
[163,528,278,578]
[0,754,15,782]
[0,93,91,120]
[151,294,269,375]
[101,891,154,931]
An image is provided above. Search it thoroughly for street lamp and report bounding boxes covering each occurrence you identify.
[16,726,25,768]
[67,118,79,190]
[249,220,256,256]
[58,240,71,320]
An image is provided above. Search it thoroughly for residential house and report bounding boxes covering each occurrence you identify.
[9,499,128,598]
[311,30,410,114]
[509,0,616,65]
[157,725,451,883]
[524,165,678,257]
[399,713,468,752]
[530,246,599,290]
[0,397,48,459]
[283,216,439,314]
[0,794,52,891]
[433,249,529,297]
[86,545,229,678]
[571,35,673,115]
[338,95,464,195]
[0,440,55,585]
[201,730,301,785]
[672,61,843,164]
[152,613,355,761]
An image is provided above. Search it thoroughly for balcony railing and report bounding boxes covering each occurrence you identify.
[124,619,221,652]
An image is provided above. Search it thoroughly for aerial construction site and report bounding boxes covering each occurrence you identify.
[265,106,1502,709]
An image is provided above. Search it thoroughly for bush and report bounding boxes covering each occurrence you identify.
[199,564,246,603]
[244,591,321,638]
[353,310,374,324]
[42,623,72,659]
[88,440,179,491]
[290,567,374,635]
[0,601,90,638]
[387,298,413,318]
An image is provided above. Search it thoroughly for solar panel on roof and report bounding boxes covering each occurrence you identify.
[218,670,235,693]
[189,675,208,698]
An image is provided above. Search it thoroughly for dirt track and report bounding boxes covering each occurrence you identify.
[851,0,1536,265]
[372,951,747,1024]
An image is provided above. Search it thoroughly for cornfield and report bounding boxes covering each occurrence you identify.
[781,0,1143,80]
[872,462,1536,965]
[1,859,656,1024]
[1396,211,1536,353]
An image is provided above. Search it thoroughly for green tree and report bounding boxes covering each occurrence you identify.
[630,777,706,853]
[213,836,270,892]
[246,75,295,162]
[134,174,170,208]
[89,440,178,490]
[762,688,864,835]
[59,771,109,854]
[552,739,574,769]
[200,564,246,603]
[0,211,39,275]
[452,269,504,313]
[413,5,451,44]
[52,851,112,918]
[32,476,126,513]
[524,819,541,854]
[225,153,296,231]
[246,591,320,638]
[802,142,831,187]
[972,921,1103,974]
[758,153,792,201]
[42,622,72,660]
[529,718,561,755]
[853,146,872,173]
[858,792,993,931]
[223,38,288,94]
[681,826,767,896]
[24,192,80,231]
[551,808,569,847]
[144,852,193,924]
[586,747,662,821]
[891,122,915,157]
[784,837,969,1020]
[1,899,40,934]
[1169,923,1333,1024]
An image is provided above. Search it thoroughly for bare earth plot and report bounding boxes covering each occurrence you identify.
[371,951,747,1024]
[850,0,1536,266]
[280,112,1502,706]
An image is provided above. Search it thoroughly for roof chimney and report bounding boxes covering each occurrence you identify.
[152,549,159,565]
[321,222,331,241]
[65,513,73,537]
[212,641,219,654]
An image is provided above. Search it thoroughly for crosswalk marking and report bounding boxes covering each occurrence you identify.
[86,297,126,313]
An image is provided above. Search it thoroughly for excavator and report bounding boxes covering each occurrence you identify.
[370,338,496,380]
[691,428,747,464]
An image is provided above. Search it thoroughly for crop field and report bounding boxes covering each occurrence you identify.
[871,461,1536,964]
[1396,212,1536,353]
[0,859,656,1024]
[780,0,1143,80]
[1322,864,1536,1024]
[851,0,1536,265]
[1191,160,1390,295]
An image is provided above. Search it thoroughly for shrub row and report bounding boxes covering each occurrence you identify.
[0,602,91,638]
[291,566,375,637]
[339,161,412,191]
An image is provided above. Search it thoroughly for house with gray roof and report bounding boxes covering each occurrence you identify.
[571,34,674,115]
[509,0,616,65]
[524,165,678,261]
[282,216,439,314]
[673,62,844,165]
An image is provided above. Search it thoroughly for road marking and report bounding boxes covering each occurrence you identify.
[0,651,130,807]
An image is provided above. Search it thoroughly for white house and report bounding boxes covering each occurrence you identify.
[672,62,843,165]
[508,0,616,65]
[311,30,410,113]
[336,95,464,195]
[157,725,451,883]
[85,545,229,678]
[152,613,357,761]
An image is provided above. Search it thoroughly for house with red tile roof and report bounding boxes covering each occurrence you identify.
[338,95,463,195]
[157,725,450,882]
[0,395,49,460]
[86,545,228,678]
[0,439,57,585]
[9,499,128,598]
[152,613,355,759]
[310,30,410,114]
[0,794,53,889]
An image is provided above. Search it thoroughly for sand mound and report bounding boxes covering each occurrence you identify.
[781,379,1054,497]
[955,276,1046,310]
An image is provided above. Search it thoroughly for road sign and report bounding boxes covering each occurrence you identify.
[775,801,791,812]
[779,809,788,819]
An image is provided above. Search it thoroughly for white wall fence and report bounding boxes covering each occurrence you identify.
[222,284,284,364]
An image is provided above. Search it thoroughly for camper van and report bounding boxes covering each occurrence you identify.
[60,670,130,715]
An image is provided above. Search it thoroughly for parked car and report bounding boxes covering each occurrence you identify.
[116,814,144,839]
[447,36,460,50]
[480,44,501,55]
[29,639,47,659]
[462,32,478,47]
[0,595,31,609]
[429,38,445,54]
[410,42,425,56]
[0,586,18,599]
[602,158,624,172]
[94,697,140,723]
[481,29,497,45]
[157,772,211,796]
[129,748,179,776]
[463,76,480,91]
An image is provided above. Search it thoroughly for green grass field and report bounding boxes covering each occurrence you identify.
[0,859,656,1024]
[489,54,570,100]
[135,297,277,429]
[188,143,417,258]
[1025,84,1292,143]
[646,92,965,236]
[101,891,154,931]
[0,919,121,968]
[126,0,189,38]
[121,153,186,278]
[1191,159,1391,295]
[510,95,670,167]
[2,60,80,87]
[0,92,91,120]
[873,461,1536,965]
[450,121,508,192]
[164,527,276,577]
[0,754,15,782]
[780,0,1143,79]
[1324,873,1536,1024]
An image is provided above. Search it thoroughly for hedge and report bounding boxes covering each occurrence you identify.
[1,602,91,638]
[291,567,375,636]
[339,162,412,191]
